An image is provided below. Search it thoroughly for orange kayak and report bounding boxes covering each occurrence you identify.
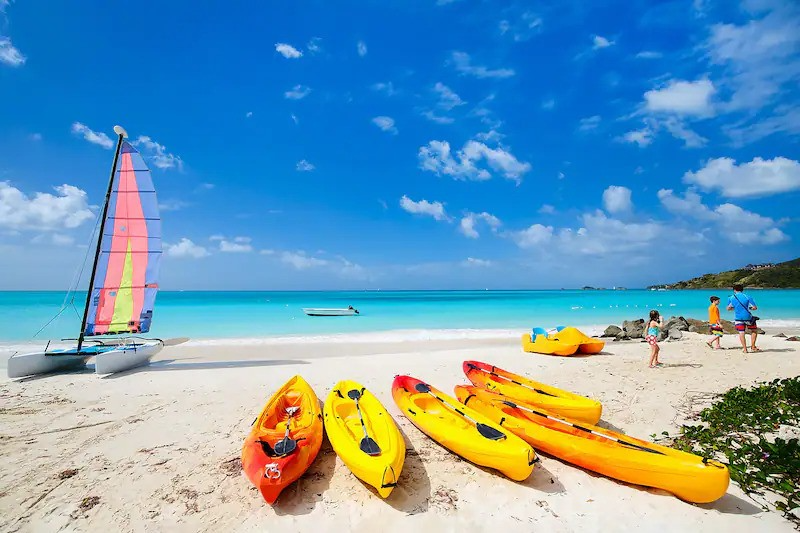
[242,375,323,504]
[454,385,729,503]
[463,360,602,424]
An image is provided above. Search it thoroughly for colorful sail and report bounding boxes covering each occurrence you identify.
[84,141,161,336]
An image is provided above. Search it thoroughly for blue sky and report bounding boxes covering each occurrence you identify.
[1,0,798,290]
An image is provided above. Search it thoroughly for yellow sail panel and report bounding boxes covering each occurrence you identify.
[108,240,135,333]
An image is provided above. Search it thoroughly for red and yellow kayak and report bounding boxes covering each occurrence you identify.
[454,385,730,503]
[392,375,536,481]
[242,375,323,504]
[463,360,602,424]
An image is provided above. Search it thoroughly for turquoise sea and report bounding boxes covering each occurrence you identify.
[1,290,799,342]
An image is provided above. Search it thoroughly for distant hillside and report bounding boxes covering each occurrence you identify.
[651,258,800,289]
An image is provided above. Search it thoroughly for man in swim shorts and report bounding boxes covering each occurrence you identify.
[727,284,759,353]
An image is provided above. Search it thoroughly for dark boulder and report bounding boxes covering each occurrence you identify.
[602,325,622,337]
[668,328,683,341]
[622,319,645,339]
[686,318,706,329]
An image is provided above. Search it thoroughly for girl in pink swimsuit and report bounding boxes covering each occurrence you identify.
[645,310,663,368]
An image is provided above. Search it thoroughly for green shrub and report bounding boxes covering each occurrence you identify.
[671,377,800,522]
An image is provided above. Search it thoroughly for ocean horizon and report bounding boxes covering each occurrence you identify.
[2,289,799,343]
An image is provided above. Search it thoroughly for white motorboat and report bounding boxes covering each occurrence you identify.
[302,307,360,317]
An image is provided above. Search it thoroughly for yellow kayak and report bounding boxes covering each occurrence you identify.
[392,375,536,481]
[324,380,405,498]
[549,326,605,354]
[464,360,602,424]
[522,330,580,356]
[455,385,730,504]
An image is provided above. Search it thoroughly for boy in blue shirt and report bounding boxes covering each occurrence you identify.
[727,284,759,353]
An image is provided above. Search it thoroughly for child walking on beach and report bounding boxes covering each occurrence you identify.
[645,310,663,368]
[707,296,723,350]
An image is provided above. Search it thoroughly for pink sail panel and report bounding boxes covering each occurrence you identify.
[84,141,161,336]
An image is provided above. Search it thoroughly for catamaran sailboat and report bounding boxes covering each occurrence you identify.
[7,126,164,378]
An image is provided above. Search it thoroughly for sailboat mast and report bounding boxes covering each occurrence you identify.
[77,126,128,352]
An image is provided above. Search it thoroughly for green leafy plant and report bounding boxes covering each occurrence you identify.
[670,377,800,523]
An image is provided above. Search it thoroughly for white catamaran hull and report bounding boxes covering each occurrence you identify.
[6,341,164,378]
[6,352,90,379]
[94,342,164,375]
[302,308,359,316]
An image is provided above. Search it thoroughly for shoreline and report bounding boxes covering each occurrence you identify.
[2,318,799,352]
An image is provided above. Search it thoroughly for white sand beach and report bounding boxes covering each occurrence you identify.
[1,331,799,532]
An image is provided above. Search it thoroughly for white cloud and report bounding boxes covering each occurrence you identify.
[371,82,397,96]
[133,135,184,171]
[661,117,708,148]
[29,133,42,141]
[683,156,800,198]
[619,124,654,147]
[459,211,501,239]
[657,188,717,221]
[372,116,398,134]
[635,50,663,59]
[306,37,322,54]
[706,4,800,113]
[450,51,515,79]
[285,85,311,100]
[196,183,215,191]
[218,236,253,253]
[159,200,190,212]
[592,35,615,49]
[0,36,25,67]
[578,115,601,132]
[418,139,531,183]
[31,233,75,247]
[538,204,556,215]
[357,40,368,57]
[658,188,788,244]
[475,130,505,143]
[602,186,633,214]
[165,238,209,258]
[420,110,455,125]
[290,114,299,125]
[462,257,493,267]
[511,224,554,248]
[541,98,556,110]
[275,43,303,59]
[246,111,253,118]
[620,117,705,149]
[644,78,716,117]
[702,3,800,144]
[0,182,94,231]
[71,122,114,149]
[399,195,449,221]
[724,104,800,146]
[296,159,315,172]
[498,11,543,42]
[433,82,465,111]
[281,251,328,270]
[559,211,664,255]
[558,172,565,180]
